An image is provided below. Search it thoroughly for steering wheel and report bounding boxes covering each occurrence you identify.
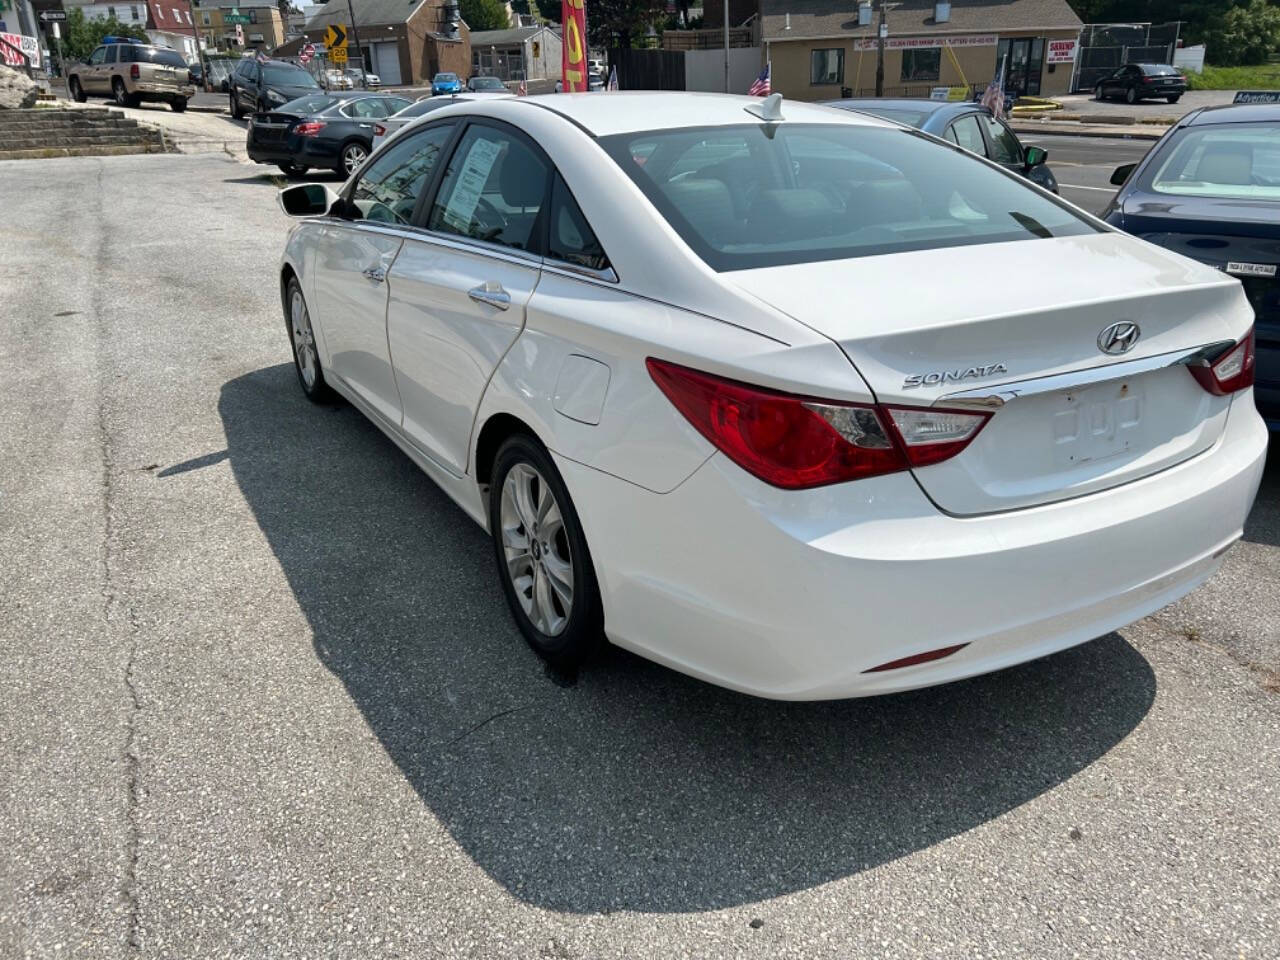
[472,197,509,240]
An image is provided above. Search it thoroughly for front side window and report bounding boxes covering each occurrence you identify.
[901,48,941,82]
[947,114,986,156]
[1143,123,1280,201]
[89,46,107,66]
[548,176,609,273]
[603,123,1096,271]
[348,123,455,224]
[428,125,549,252]
[810,49,844,85]
[980,115,1022,164]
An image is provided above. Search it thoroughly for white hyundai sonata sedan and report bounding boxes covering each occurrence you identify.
[274,92,1266,700]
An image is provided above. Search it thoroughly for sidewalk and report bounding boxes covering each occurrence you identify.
[1009,117,1168,140]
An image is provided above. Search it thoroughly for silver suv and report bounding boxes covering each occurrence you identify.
[68,40,195,112]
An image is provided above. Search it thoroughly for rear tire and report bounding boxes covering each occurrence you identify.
[1125,86,1137,104]
[229,90,243,119]
[112,78,138,108]
[489,434,603,672]
[1167,94,1181,104]
[1094,84,1104,101]
[170,97,187,112]
[284,277,334,403]
[69,77,86,102]
[340,140,369,176]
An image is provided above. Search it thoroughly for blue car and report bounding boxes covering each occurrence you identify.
[431,72,462,96]
[1102,102,1279,428]
[822,98,1059,194]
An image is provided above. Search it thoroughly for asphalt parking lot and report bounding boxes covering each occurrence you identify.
[1,152,1277,959]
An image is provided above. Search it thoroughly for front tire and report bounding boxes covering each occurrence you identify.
[284,278,333,403]
[1094,84,1104,101]
[229,90,243,119]
[69,77,86,102]
[490,434,603,670]
[1125,86,1137,104]
[1167,94,1181,104]
[170,97,187,112]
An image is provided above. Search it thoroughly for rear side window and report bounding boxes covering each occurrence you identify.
[980,115,1022,163]
[602,122,1096,271]
[348,123,455,224]
[428,125,549,252]
[547,176,609,273]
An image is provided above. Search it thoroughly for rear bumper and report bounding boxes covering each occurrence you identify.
[559,395,1268,700]
[130,81,195,99]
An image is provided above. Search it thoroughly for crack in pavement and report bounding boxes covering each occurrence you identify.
[89,159,144,955]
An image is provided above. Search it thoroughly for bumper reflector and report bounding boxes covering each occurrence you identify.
[863,643,969,673]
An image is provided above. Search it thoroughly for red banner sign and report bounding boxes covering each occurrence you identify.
[561,0,587,92]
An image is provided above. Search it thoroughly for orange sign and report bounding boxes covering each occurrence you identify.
[561,0,587,92]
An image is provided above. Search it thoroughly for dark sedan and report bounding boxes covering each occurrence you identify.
[246,93,413,177]
[1093,63,1187,105]
[1103,103,1279,428]
[822,99,1059,193]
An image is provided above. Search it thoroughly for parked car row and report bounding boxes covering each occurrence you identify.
[267,91,1266,701]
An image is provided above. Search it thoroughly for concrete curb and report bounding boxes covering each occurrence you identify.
[1009,120,1166,140]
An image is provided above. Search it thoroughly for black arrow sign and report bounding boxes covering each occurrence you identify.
[327,24,347,48]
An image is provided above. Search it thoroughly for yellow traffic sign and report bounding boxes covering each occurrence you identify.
[329,45,348,65]
[325,24,347,50]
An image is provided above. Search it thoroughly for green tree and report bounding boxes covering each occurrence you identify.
[532,0,561,23]
[1203,0,1280,65]
[62,8,149,62]
[588,0,665,50]
[460,0,511,31]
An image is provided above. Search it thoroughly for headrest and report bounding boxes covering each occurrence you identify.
[663,178,737,244]
[1196,143,1253,186]
[498,146,546,207]
[746,189,840,240]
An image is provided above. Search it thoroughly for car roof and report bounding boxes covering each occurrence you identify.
[520,91,890,137]
[1184,103,1280,125]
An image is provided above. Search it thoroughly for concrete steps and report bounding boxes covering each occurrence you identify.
[0,108,167,161]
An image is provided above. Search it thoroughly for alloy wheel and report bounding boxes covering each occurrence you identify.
[500,462,574,636]
[342,144,367,175]
[290,289,317,389]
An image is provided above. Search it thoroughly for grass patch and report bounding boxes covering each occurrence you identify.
[1187,63,1280,90]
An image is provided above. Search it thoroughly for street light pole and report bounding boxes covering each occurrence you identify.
[345,0,366,88]
[185,0,210,92]
[722,0,729,93]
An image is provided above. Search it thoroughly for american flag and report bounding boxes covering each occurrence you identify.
[608,66,618,91]
[748,62,770,97]
[517,78,527,96]
[980,55,1007,119]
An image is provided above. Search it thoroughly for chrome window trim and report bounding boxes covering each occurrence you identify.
[341,220,545,269]
[541,259,619,285]
[937,342,1235,409]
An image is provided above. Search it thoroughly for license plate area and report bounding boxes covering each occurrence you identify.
[1050,379,1144,468]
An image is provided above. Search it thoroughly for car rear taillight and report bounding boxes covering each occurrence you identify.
[646,359,990,489]
[130,64,140,80]
[373,123,386,137]
[1189,327,1255,396]
[294,121,326,137]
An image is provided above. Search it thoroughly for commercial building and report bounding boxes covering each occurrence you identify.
[193,1,286,54]
[761,0,1084,101]
[469,24,560,82]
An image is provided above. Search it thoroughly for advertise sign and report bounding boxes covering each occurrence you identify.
[1046,39,1078,64]
[853,33,995,52]
[1234,90,1280,104]
[561,0,587,92]
[930,85,969,101]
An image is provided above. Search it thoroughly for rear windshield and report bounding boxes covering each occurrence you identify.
[263,63,319,88]
[602,123,1097,271]
[1142,123,1280,201]
[839,105,930,128]
[279,94,340,114]
[395,98,460,118]
[1139,64,1179,76]
[118,46,188,67]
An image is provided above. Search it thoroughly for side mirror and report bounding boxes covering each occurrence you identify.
[1024,145,1048,168]
[1110,162,1136,186]
[278,183,339,218]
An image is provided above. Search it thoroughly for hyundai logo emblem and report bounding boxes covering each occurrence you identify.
[1097,321,1141,355]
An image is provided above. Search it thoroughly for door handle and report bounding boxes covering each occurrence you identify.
[467,283,510,310]
[362,266,386,283]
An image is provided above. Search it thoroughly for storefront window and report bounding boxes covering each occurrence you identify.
[810,49,844,85]
[996,37,1046,96]
[901,48,941,83]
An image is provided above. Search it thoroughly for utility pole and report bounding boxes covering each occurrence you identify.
[874,0,886,97]
[345,0,365,88]
[722,0,729,93]
[186,0,210,92]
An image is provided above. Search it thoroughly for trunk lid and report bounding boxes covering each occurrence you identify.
[137,60,185,90]
[727,232,1249,515]
[250,111,304,145]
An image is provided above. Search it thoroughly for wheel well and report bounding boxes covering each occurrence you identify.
[280,264,298,314]
[474,413,539,488]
